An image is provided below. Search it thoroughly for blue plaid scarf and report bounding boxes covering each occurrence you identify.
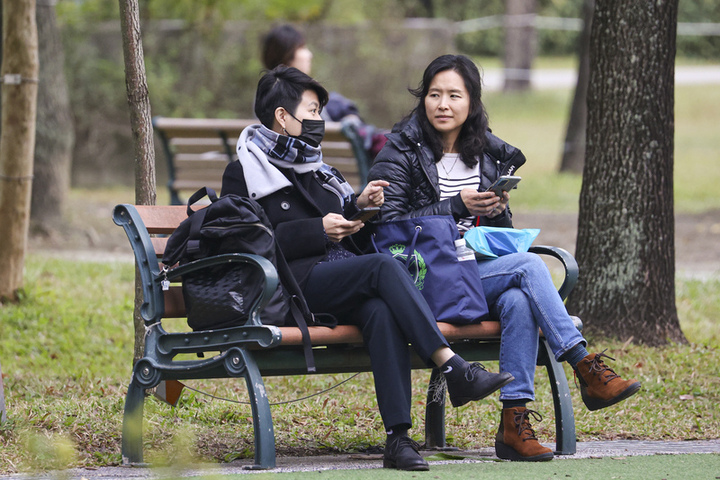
[237,124,355,206]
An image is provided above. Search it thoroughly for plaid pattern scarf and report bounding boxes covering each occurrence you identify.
[237,124,355,206]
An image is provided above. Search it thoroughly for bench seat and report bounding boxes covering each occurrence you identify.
[114,203,580,469]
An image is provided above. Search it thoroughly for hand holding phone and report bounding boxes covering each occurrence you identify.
[347,207,380,223]
[483,175,521,197]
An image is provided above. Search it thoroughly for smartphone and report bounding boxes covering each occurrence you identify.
[348,207,380,222]
[483,175,521,196]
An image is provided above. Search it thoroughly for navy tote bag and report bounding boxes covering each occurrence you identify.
[372,215,489,324]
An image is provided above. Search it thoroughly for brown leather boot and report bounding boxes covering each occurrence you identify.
[574,350,642,411]
[494,407,554,462]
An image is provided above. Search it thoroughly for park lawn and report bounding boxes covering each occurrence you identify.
[1,71,719,474]
[482,76,720,214]
[0,255,718,473]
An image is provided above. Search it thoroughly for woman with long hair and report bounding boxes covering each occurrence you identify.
[368,54,641,462]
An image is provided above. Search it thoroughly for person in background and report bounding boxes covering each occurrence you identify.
[221,65,514,471]
[368,54,642,462]
[261,24,387,158]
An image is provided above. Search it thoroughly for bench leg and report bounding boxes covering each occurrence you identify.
[424,368,447,448]
[234,348,276,470]
[121,379,147,465]
[539,338,576,455]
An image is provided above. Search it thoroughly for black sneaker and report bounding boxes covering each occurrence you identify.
[383,435,429,471]
[446,362,515,407]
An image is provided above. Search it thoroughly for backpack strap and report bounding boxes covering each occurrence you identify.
[272,239,337,373]
[185,187,218,257]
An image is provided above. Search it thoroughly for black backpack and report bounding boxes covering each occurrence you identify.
[162,187,328,371]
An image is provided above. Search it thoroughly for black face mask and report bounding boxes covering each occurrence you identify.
[288,113,325,148]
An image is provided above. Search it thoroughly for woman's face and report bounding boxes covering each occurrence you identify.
[424,69,471,152]
[282,89,321,137]
[290,46,313,75]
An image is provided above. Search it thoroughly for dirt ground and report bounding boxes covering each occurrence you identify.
[27,193,720,278]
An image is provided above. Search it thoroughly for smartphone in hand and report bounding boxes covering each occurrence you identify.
[347,207,380,222]
[483,175,521,196]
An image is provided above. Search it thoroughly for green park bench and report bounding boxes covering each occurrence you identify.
[152,116,372,205]
[113,202,582,469]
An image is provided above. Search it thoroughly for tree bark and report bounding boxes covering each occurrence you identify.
[0,0,39,301]
[31,0,74,229]
[566,0,685,346]
[118,0,156,362]
[0,359,5,423]
[559,0,593,174]
[503,0,537,92]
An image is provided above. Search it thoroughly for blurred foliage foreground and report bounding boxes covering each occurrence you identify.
[0,256,718,474]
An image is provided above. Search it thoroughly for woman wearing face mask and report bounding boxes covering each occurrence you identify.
[221,66,514,472]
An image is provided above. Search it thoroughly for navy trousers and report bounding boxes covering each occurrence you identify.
[302,254,449,430]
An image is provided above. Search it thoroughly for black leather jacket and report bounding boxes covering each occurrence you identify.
[367,115,526,227]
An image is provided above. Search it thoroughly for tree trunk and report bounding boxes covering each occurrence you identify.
[31,0,74,230]
[566,0,685,346]
[559,0,593,174]
[118,0,156,362]
[503,0,537,92]
[0,0,39,301]
[0,359,5,423]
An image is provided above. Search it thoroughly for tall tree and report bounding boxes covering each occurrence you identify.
[118,0,157,361]
[0,359,5,423]
[566,0,685,346]
[0,0,39,300]
[559,0,593,174]
[503,0,537,92]
[31,0,74,229]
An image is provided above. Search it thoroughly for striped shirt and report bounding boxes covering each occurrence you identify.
[436,153,479,233]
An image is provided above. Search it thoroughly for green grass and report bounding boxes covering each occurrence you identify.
[1,69,719,475]
[220,454,720,479]
[479,68,720,214]
[1,255,719,474]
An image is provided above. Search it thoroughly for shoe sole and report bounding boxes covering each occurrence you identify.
[450,374,515,408]
[495,441,554,462]
[383,459,430,471]
[583,381,642,411]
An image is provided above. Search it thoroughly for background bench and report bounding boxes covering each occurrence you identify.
[113,203,581,470]
[153,116,372,205]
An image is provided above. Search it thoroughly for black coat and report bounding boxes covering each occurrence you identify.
[221,160,365,288]
[368,115,526,227]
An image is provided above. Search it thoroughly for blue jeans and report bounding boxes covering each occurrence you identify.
[476,252,586,401]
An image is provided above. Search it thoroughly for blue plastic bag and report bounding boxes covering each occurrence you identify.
[464,227,541,258]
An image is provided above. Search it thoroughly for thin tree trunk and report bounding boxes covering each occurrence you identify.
[566,0,684,346]
[559,0,593,174]
[0,360,5,423]
[31,0,74,229]
[0,0,39,301]
[503,0,537,92]
[118,0,156,362]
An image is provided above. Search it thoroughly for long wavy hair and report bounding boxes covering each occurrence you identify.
[409,54,489,167]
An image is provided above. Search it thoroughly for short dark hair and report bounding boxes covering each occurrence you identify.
[254,66,329,129]
[261,24,306,70]
[410,54,489,166]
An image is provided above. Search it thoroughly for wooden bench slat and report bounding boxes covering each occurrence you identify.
[154,117,370,203]
[135,205,188,233]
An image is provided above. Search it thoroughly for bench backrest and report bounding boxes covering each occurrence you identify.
[153,117,370,205]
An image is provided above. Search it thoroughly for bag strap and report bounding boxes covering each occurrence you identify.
[185,187,219,257]
[272,237,337,373]
[186,187,218,217]
[406,225,422,268]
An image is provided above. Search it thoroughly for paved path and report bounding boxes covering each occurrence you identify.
[3,439,718,479]
[482,65,720,91]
